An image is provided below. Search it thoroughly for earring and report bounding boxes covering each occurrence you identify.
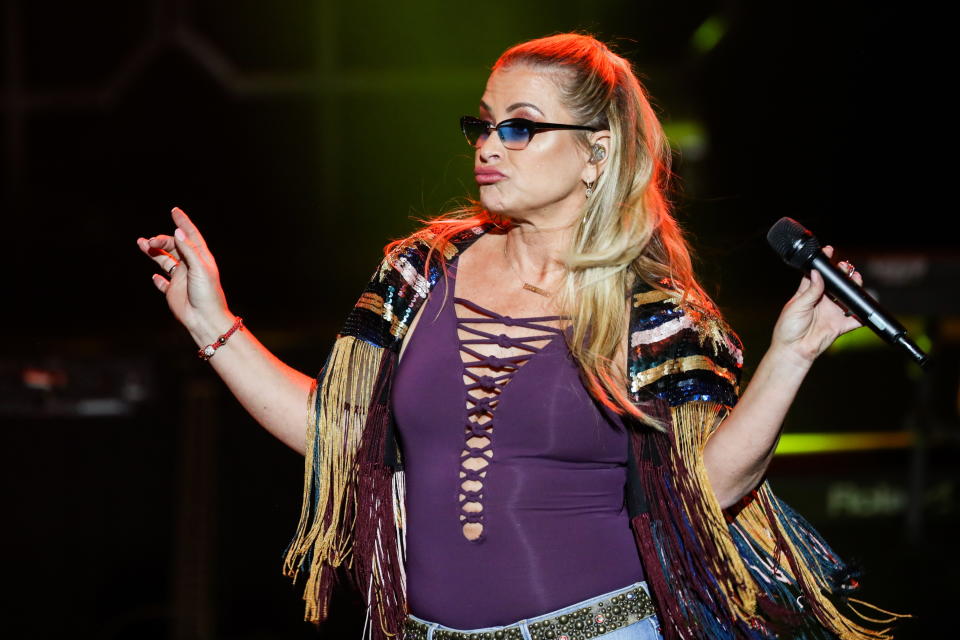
[585,180,595,198]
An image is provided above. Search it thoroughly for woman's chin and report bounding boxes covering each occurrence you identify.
[480,192,525,218]
[479,192,508,215]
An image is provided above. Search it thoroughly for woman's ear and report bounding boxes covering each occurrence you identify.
[582,131,611,183]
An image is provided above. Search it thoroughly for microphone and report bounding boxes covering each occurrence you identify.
[766,217,928,368]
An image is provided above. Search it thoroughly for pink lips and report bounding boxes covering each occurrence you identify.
[474,168,506,185]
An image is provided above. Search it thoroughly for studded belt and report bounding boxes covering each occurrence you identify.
[402,584,655,640]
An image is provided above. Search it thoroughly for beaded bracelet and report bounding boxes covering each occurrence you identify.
[198,316,243,361]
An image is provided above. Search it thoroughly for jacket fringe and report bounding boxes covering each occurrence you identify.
[350,351,408,639]
[633,399,910,639]
[282,335,385,625]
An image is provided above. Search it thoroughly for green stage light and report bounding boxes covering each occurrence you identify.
[692,16,727,54]
[775,431,914,455]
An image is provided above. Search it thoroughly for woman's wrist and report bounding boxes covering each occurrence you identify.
[187,309,239,350]
[761,340,816,379]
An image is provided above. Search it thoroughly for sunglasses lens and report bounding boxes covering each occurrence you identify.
[461,117,489,147]
[498,122,531,149]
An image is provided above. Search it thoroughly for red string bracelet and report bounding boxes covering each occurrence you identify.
[198,316,243,361]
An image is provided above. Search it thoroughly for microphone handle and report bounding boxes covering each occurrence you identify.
[808,253,927,367]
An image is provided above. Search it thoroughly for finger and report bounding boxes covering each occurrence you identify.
[796,269,825,309]
[147,235,175,252]
[173,226,203,269]
[171,206,211,255]
[837,260,861,281]
[794,271,812,296]
[164,257,183,277]
[138,237,182,274]
[823,245,834,258]
[151,273,170,294]
[141,235,181,260]
[840,314,864,334]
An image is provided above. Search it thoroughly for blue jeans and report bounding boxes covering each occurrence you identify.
[406,580,663,640]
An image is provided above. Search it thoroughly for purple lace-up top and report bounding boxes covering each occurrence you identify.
[390,257,645,629]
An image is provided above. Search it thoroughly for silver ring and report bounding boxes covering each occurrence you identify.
[168,263,179,276]
[845,262,856,277]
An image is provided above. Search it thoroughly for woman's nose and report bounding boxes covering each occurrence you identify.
[478,128,503,162]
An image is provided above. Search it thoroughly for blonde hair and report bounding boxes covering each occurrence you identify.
[386,33,722,427]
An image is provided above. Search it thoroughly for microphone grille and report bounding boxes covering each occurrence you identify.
[767,217,821,269]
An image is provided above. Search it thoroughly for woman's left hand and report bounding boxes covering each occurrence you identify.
[771,245,865,364]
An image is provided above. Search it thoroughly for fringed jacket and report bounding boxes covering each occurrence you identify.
[282,224,903,640]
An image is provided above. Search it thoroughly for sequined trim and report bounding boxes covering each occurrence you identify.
[632,289,674,307]
[357,292,385,316]
[402,585,654,640]
[630,354,739,391]
[723,330,744,367]
[394,255,431,298]
[630,313,694,347]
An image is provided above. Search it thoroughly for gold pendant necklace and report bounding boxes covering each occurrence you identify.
[503,236,556,298]
[521,282,552,297]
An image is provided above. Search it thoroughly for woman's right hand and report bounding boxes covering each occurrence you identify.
[136,207,234,342]
[139,207,312,455]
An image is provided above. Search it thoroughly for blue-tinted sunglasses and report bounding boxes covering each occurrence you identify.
[460,115,599,150]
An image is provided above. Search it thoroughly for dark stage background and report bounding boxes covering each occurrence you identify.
[3,1,957,638]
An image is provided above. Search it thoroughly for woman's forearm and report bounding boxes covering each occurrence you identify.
[701,344,813,508]
[188,311,314,456]
[702,251,867,509]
